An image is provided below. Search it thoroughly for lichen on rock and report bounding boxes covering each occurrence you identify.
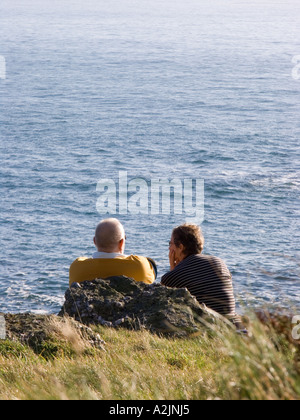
[59,276,232,337]
[2,313,105,358]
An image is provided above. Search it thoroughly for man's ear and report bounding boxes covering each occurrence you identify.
[119,238,125,253]
[93,236,96,247]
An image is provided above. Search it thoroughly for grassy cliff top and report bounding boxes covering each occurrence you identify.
[0,311,299,400]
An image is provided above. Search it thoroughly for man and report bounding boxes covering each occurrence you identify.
[69,218,157,286]
[161,224,242,327]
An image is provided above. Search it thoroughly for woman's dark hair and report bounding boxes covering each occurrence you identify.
[172,224,204,256]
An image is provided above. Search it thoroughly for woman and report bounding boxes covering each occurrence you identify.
[161,224,242,327]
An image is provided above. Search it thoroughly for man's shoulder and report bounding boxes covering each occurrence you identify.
[70,255,148,269]
[125,255,158,278]
[71,256,91,265]
[74,256,90,261]
[71,254,151,264]
[69,254,157,285]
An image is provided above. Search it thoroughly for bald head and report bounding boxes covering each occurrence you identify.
[94,218,126,253]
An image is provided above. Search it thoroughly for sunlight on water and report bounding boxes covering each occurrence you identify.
[0,0,299,313]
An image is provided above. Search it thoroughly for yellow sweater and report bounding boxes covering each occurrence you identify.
[69,255,157,286]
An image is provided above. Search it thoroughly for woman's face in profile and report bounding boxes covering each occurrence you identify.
[169,234,184,262]
[169,234,177,252]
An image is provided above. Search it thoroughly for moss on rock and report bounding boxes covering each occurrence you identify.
[2,313,105,359]
[59,276,233,337]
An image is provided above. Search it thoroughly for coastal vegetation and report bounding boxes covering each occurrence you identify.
[0,311,299,400]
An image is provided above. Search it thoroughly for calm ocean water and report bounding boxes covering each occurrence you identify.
[0,0,299,314]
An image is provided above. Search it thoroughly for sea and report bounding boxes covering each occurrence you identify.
[0,0,299,315]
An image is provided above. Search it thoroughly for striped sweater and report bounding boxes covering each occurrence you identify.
[161,254,239,323]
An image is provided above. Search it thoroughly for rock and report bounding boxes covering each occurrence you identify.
[2,313,105,356]
[59,276,233,337]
